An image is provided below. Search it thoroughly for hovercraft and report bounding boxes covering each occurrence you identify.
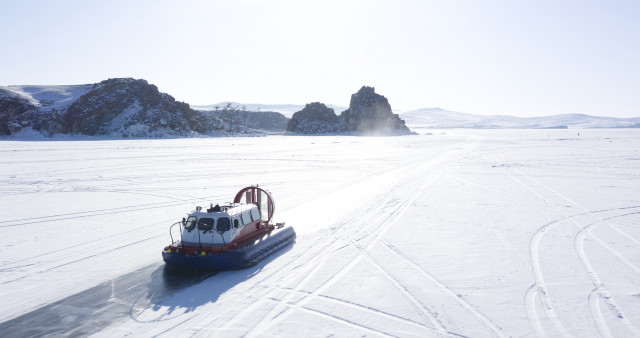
[162,186,296,270]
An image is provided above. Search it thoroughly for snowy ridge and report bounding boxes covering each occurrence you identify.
[0,84,94,110]
[401,107,640,129]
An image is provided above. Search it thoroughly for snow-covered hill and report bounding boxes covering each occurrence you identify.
[401,107,640,130]
[0,84,94,111]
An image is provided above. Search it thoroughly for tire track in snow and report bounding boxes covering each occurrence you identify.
[508,166,640,336]
[244,198,446,336]
[335,142,484,336]
[575,212,640,336]
[0,232,165,286]
[276,287,433,331]
[255,144,481,336]
[243,243,363,336]
[190,212,393,332]
[0,190,223,228]
[523,283,547,337]
[376,238,507,338]
[520,206,640,338]
[239,146,476,337]
[575,212,640,275]
[261,297,397,337]
[204,212,386,334]
[504,169,575,337]
[208,229,395,336]
[514,167,640,315]
[228,201,419,334]
[588,288,614,338]
[351,225,446,334]
[344,163,486,336]
[0,215,174,271]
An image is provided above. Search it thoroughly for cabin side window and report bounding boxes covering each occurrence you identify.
[198,218,214,231]
[217,217,231,232]
[241,212,252,225]
[185,216,197,231]
[233,218,240,229]
[250,208,261,222]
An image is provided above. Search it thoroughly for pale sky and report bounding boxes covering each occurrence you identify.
[2,0,639,117]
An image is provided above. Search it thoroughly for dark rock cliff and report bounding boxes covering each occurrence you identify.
[286,87,412,135]
[64,78,208,136]
[340,86,411,135]
[0,95,36,135]
[286,102,344,134]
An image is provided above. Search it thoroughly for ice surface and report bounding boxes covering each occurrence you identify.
[0,130,639,336]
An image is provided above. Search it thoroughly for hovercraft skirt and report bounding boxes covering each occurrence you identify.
[162,226,296,270]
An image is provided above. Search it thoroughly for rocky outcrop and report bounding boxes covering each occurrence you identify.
[340,86,412,135]
[236,111,288,131]
[0,78,224,137]
[0,95,36,135]
[64,78,209,136]
[286,87,413,135]
[286,102,344,134]
[201,108,289,132]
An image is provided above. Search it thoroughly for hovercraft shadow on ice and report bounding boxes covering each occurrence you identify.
[162,186,296,270]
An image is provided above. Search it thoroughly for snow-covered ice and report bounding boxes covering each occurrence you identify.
[0,129,639,337]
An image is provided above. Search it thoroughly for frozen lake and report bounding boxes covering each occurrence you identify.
[1,129,639,337]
